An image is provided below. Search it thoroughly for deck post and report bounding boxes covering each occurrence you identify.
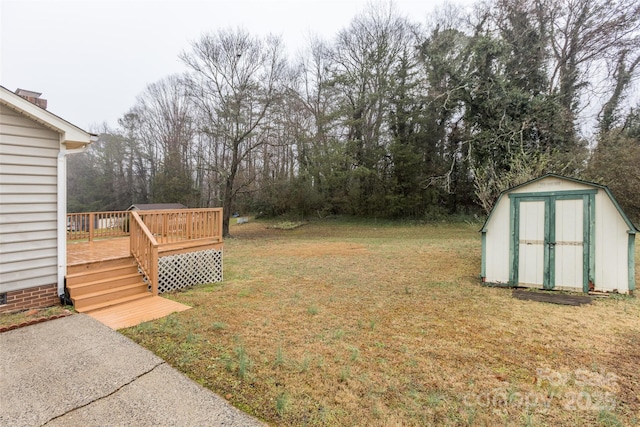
[151,245,159,296]
[187,211,192,240]
[88,212,95,242]
[163,214,168,239]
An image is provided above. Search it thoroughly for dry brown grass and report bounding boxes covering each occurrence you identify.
[122,219,640,426]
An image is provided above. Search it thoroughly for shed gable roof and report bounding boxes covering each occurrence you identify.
[127,203,187,211]
[481,174,638,233]
[0,85,93,149]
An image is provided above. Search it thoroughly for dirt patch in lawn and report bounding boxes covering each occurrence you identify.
[253,242,369,258]
[123,219,640,426]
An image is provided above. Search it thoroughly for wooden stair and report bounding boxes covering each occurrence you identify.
[66,256,192,329]
[84,296,191,330]
[66,257,151,313]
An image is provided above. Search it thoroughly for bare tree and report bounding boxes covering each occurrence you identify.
[548,0,640,139]
[132,75,198,205]
[598,51,640,133]
[181,28,287,236]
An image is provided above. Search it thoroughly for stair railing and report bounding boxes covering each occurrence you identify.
[129,211,159,295]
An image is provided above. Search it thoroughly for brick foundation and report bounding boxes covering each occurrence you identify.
[0,284,60,314]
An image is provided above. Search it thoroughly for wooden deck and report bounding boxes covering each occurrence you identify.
[84,295,191,329]
[67,237,130,266]
[65,208,223,329]
[67,236,223,265]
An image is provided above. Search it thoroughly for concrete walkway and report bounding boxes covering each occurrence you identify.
[0,314,265,427]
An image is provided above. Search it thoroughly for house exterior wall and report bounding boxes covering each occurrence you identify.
[0,103,60,295]
[482,176,633,293]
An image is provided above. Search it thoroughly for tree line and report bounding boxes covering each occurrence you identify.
[68,0,640,235]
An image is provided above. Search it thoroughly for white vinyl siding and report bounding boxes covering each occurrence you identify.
[1,194,57,204]
[0,103,60,293]
[1,239,57,254]
[0,173,57,185]
[0,229,57,246]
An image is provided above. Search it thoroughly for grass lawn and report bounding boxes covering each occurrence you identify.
[0,306,73,329]
[122,218,640,426]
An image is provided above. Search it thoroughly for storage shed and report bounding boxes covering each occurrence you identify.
[481,174,637,294]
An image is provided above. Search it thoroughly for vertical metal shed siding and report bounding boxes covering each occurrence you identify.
[0,104,59,292]
[483,198,510,284]
[594,190,628,291]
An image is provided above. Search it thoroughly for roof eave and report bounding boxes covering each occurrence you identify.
[0,86,93,148]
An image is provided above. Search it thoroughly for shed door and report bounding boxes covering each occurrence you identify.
[554,199,584,289]
[518,200,546,286]
[512,193,593,292]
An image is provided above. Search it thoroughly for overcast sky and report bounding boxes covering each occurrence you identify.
[1,0,473,131]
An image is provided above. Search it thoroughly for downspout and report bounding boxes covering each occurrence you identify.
[57,139,95,298]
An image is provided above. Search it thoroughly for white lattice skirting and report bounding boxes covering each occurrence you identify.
[157,248,223,293]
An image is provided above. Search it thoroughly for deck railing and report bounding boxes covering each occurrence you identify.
[129,211,159,295]
[67,208,223,244]
[136,208,223,244]
[67,211,129,241]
